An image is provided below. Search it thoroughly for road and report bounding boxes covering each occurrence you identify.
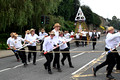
[0,36,120,80]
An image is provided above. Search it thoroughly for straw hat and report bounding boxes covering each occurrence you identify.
[10,32,14,36]
[53,23,61,28]
[14,34,18,37]
[49,31,55,35]
[107,26,114,32]
[30,28,35,33]
[26,30,30,34]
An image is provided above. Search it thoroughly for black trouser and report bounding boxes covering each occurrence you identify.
[44,52,53,71]
[67,42,70,49]
[82,36,87,47]
[28,46,37,64]
[17,48,27,64]
[53,47,60,69]
[40,40,44,51]
[61,48,72,66]
[98,35,100,40]
[92,38,97,50]
[95,47,117,76]
[115,54,120,70]
[12,49,19,60]
[106,49,120,70]
[75,38,80,47]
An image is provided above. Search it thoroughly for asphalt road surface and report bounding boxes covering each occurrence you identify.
[0,36,120,80]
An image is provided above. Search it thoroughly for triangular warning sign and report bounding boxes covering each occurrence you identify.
[75,7,86,21]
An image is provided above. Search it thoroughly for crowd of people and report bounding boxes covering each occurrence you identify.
[7,23,120,79]
[7,23,75,74]
[74,28,101,50]
[7,23,102,74]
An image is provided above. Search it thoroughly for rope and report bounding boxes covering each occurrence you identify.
[17,50,120,53]
[71,40,105,43]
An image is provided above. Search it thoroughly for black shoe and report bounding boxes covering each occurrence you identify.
[106,75,115,79]
[48,71,52,74]
[61,61,65,66]
[70,66,74,68]
[92,67,97,77]
[33,63,36,65]
[58,68,62,72]
[44,64,47,70]
[24,63,28,67]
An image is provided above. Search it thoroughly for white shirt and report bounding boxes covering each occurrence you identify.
[59,37,68,50]
[81,31,88,37]
[92,32,99,37]
[97,32,101,35]
[89,32,92,37]
[71,32,74,35]
[24,34,30,40]
[75,33,80,39]
[52,29,59,45]
[43,36,56,52]
[105,32,120,49]
[27,34,39,46]
[7,37,14,48]
[39,32,48,40]
[64,33,70,39]
[11,37,24,49]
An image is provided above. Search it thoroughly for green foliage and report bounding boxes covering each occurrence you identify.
[109,16,120,29]
[55,0,80,21]
[64,21,75,31]
[93,13,101,27]
[81,5,93,25]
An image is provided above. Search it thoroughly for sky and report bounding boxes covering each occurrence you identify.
[80,0,120,19]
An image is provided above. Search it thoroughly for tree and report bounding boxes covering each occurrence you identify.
[109,16,120,29]
[55,0,80,21]
[81,5,93,26]
[92,13,101,27]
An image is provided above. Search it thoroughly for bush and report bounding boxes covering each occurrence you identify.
[0,33,9,50]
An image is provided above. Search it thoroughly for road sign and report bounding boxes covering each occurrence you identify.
[75,7,86,21]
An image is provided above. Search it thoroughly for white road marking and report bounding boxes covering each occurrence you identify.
[13,64,23,69]
[101,52,106,55]
[36,58,45,62]
[0,57,45,73]
[71,58,96,75]
[70,48,78,51]
[0,68,11,73]
[72,52,85,58]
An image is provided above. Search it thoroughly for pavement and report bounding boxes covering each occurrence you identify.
[0,35,120,80]
[0,50,14,58]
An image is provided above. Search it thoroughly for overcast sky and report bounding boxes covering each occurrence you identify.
[80,0,120,19]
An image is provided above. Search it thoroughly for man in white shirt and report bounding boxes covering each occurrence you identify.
[97,31,101,40]
[52,23,62,72]
[81,29,88,47]
[24,30,30,44]
[27,29,39,65]
[70,30,74,35]
[7,32,20,61]
[93,27,120,80]
[43,31,56,74]
[75,32,80,47]
[39,29,48,53]
[59,31,74,68]
[89,30,93,39]
[64,31,71,48]
[11,34,28,67]
[91,29,98,50]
